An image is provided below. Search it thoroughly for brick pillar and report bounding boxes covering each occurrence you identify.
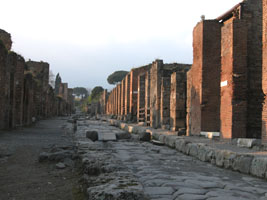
[170,72,187,131]
[150,60,164,128]
[118,83,121,117]
[121,79,125,116]
[23,74,34,125]
[14,55,25,127]
[262,0,267,143]
[145,70,151,126]
[125,74,130,116]
[137,73,146,122]
[220,19,248,139]
[130,70,139,121]
[186,20,221,135]
[0,42,7,129]
[160,76,171,129]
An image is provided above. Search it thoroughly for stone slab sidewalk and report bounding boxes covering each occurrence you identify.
[105,118,267,180]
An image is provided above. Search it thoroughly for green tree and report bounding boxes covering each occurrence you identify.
[107,70,129,85]
[91,86,104,100]
[73,87,89,99]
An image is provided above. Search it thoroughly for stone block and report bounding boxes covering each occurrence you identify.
[86,131,98,142]
[233,154,253,174]
[188,143,199,157]
[250,157,267,178]
[138,131,151,141]
[165,135,180,148]
[98,132,116,141]
[237,138,261,148]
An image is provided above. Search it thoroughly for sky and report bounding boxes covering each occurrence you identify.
[0,0,241,89]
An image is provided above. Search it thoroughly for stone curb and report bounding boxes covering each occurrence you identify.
[108,119,267,180]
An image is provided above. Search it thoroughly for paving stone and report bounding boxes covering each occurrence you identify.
[175,194,207,200]
[175,188,207,196]
[97,132,116,141]
[185,180,225,189]
[144,187,175,195]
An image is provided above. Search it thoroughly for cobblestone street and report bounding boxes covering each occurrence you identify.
[76,119,267,200]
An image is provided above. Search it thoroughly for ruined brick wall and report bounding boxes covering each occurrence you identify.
[137,73,146,122]
[26,60,50,118]
[129,65,151,121]
[170,71,187,131]
[145,71,151,125]
[0,42,8,129]
[160,76,171,128]
[0,29,12,51]
[15,55,25,127]
[125,74,130,115]
[59,83,68,101]
[23,73,34,125]
[241,0,264,138]
[187,20,221,135]
[150,60,163,128]
[117,83,121,117]
[121,79,125,116]
[262,0,267,143]
[220,19,248,139]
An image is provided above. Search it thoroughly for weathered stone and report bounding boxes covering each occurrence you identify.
[144,187,174,195]
[115,131,131,140]
[56,162,66,169]
[139,131,151,141]
[86,130,98,141]
[165,136,180,148]
[237,138,261,148]
[233,154,253,174]
[98,132,117,141]
[250,157,267,178]
[176,194,207,200]
[188,143,199,157]
[38,152,49,162]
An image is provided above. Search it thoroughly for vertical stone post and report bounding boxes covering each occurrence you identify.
[145,70,151,126]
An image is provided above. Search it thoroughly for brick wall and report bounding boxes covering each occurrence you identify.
[160,76,171,128]
[262,0,267,143]
[241,0,264,138]
[221,19,248,139]
[137,73,146,122]
[145,71,151,126]
[187,20,221,135]
[170,71,187,131]
[150,60,163,128]
[0,29,12,51]
[0,42,8,129]
[125,74,130,115]
[121,79,125,116]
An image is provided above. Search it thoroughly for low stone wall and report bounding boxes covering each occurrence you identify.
[108,119,267,180]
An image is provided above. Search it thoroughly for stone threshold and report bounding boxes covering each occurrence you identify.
[106,118,267,181]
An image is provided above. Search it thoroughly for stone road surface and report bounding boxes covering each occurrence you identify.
[77,120,267,200]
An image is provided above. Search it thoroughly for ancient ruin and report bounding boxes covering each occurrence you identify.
[0,29,74,130]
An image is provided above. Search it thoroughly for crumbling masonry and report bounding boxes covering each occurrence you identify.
[0,29,74,129]
[101,0,267,144]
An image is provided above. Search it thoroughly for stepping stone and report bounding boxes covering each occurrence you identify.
[98,132,116,141]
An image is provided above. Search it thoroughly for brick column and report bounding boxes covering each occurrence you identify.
[121,79,125,116]
[186,20,221,135]
[170,72,187,131]
[145,71,151,126]
[150,60,164,128]
[262,0,267,143]
[160,76,171,129]
[220,19,248,139]
[137,74,146,122]
[125,74,130,116]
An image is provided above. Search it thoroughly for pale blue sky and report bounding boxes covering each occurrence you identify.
[0,0,241,89]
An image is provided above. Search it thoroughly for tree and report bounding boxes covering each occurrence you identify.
[107,70,129,85]
[55,73,62,95]
[73,87,89,99]
[91,86,104,100]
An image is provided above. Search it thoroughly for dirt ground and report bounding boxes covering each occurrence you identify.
[0,117,84,200]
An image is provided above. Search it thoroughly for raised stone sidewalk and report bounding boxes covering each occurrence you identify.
[106,118,267,180]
